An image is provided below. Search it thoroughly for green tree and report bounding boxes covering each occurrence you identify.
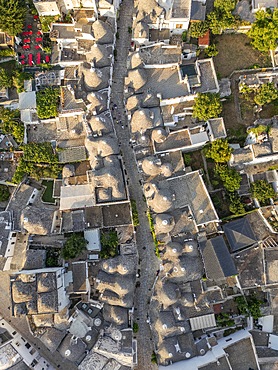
[215,164,241,192]
[61,233,88,260]
[0,106,24,143]
[205,44,219,57]
[247,9,278,52]
[0,0,26,35]
[214,0,237,11]
[193,93,222,121]
[235,295,262,319]
[39,15,59,33]
[0,68,12,88]
[254,83,278,106]
[23,142,58,163]
[12,70,32,93]
[207,0,237,35]
[0,185,9,201]
[12,159,61,183]
[36,87,60,119]
[189,20,209,38]
[100,230,119,259]
[251,179,275,203]
[216,313,234,327]
[229,193,245,215]
[204,139,233,163]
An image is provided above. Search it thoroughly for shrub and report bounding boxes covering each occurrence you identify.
[0,185,10,201]
[205,44,219,57]
[131,199,139,226]
[254,83,278,106]
[133,322,139,333]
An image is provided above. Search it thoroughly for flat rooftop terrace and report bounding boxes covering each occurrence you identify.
[138,67,190,100]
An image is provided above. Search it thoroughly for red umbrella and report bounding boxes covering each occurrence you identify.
[35,45,40,50]
[27,24,32,29]
[28,54,33,66]
[21,60,25,65]
[36,53,41,64]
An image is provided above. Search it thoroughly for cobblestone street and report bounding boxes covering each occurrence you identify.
[111,1,160,369]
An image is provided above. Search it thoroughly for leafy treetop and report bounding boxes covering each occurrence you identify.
[215,164,241,192]
[0,0,26,35]
[0,185,10,201]
[229,193,245,215]
[23,142,58,163]
[0,106,24,143]
[61,233,88,260]
[207,0,237,35]
[248,9,278,52]
[100,230,119,259]
[189,21,209,38]
[204,139,233,163]
[36,87,60,119]
[253,82,278,106]
[251,179,275,203]
[192,93,222,121]
[12,159,60,184]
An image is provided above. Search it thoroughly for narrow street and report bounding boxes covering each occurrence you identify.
[110,1,160,369]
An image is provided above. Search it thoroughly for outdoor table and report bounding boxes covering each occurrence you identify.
[23,45,30,50]
[37,31,42,35]
[35,37,43,42]
[21,61,25,65]
[35,45,40,50]
[45,55,50,63]
[27,24,32,29]
[22,31,28,36]
[20,55,25,59]
[33,15,39,20]
[36,53,41,64]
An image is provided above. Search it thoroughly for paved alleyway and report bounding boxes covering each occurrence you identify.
[110,1,160,369]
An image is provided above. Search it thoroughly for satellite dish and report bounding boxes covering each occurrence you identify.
[85,335,92,342]
[94,318,102,327]
[185,352,191,358]
[65,350,71,357]
[200,349,205,355]
[111,329,122,341]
